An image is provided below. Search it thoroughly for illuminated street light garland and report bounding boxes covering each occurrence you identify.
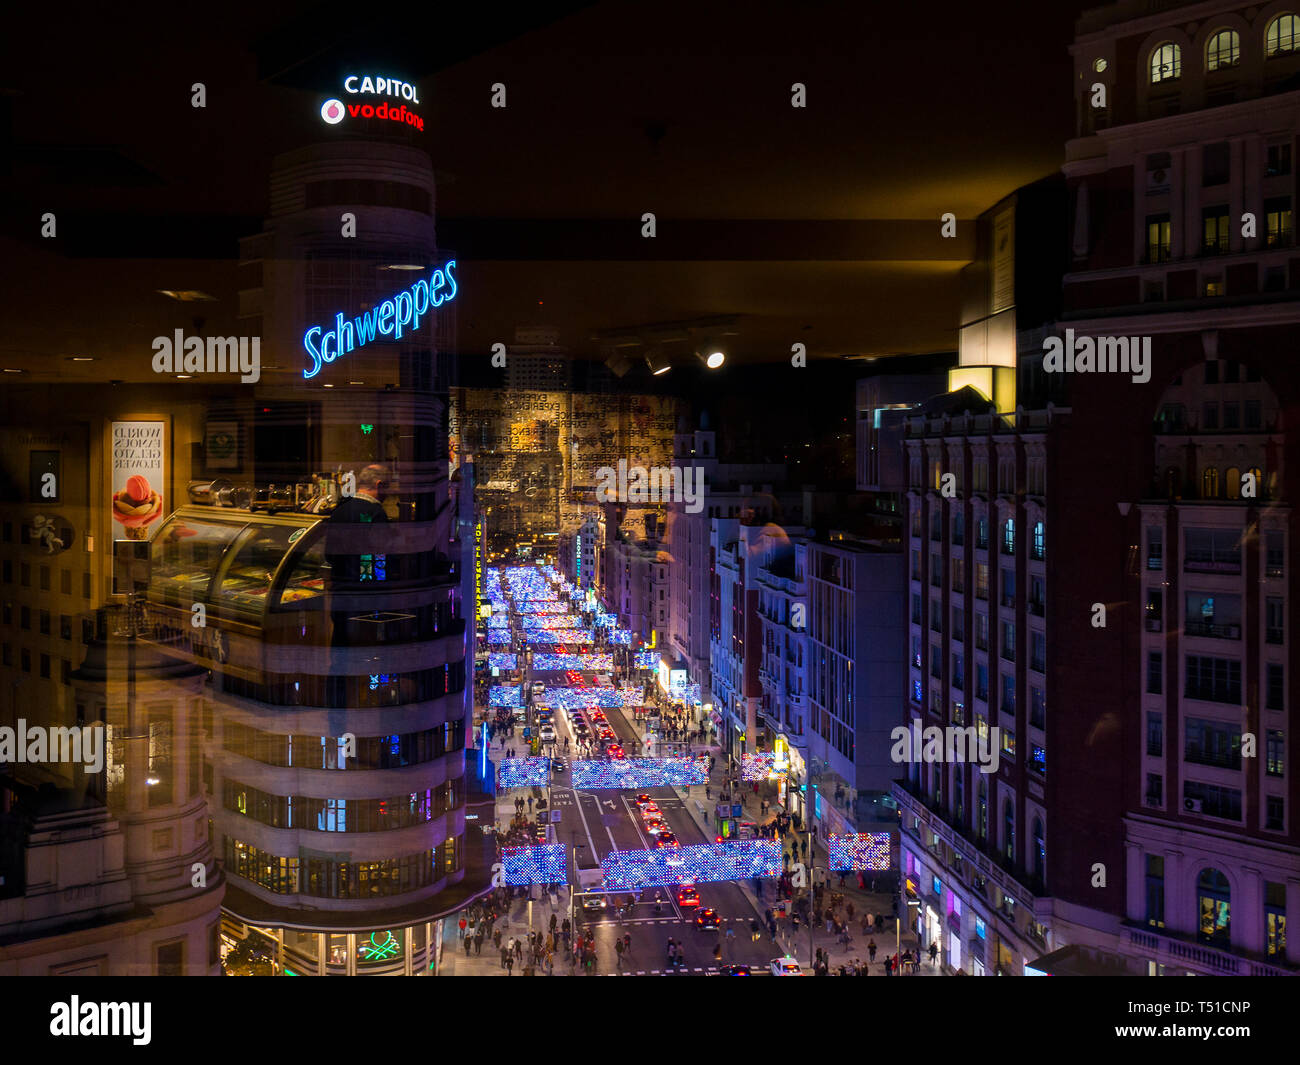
[827,833,892,872]
[633,652,658,669]
[488,653,518,669]
[501,843,567,885]
[601,840,782,888]
[571,758,708,789]
[741,753,781,780]
[497,757,551,788]
[531,653,615,671]
[489,685,523,707]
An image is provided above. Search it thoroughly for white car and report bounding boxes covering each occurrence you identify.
[770,957,804,976]
[539,725,557,743]
[531,681,545,695]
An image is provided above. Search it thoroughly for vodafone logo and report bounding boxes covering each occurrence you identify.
[321,98,345,124]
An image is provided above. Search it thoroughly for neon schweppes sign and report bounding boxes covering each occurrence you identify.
[302,260,458,379]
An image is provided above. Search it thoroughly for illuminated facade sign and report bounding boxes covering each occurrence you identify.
[475,519,483,608]
[302,261,457,379]
[320,75,425,130]
[344,75,421,102]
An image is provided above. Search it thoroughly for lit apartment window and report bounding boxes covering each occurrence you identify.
[1206,29,1240,69]
[1267,13,1300,57]
[1145,855,1165,926]
[1146,214,1172,262]
[1267,730,1285,777]
[1265,197,1293,247]
[1002,519,1015,556]
[1150,42,1181,82]
[1265,882,1287,957]
[1202,206,1230,254]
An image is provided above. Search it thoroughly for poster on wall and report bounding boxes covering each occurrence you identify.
[111,421,166,541]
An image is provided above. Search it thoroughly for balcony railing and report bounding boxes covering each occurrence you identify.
[1125,926,1294,977]
[1184,620,1241,640]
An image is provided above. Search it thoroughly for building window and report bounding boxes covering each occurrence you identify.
[976,516,989,550]
[1265,196,1293,247]
[1266,795,1285,831]
[977,780,988,840]
[1202,467,1220,498]
[1147,712,1163,756]
[1267,730,1285,777]
[1266,142,1292,177]
[1000,673,1015,715]
[1203,141,1230,186]
[1003,800,1015,863]
[156,940,185,977]
[1205,29,1240,70]
[1030,686,1045,729]
[1145,855,1165,928]
[1202,206,1230,254]
[1146,651,1163,694]
[1266,597,1284,644]
[1146,772,1163,806]
[1266,663,1284,710]
[1002,519,1015,556]
[1197,868,1231,948]
[1184,780,1242,821]
[912,635,922,669]
[1185,717,1242,769]
[1150,42,1181,82]
[975,662,989,702]
[1030,631,1046,673]
[1000,620,1015,662]
[1267,13,1300,57]
[1184,654,1242,704]
[1266,530,1285,577]
[1146,214,1172,262]
[1146,527,1163,570]
[975,611,989,651]
[1266,882,1287,958]
[953,512,965,546]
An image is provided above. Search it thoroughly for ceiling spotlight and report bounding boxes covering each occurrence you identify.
[695,343,726,369]
[645,348,672,376]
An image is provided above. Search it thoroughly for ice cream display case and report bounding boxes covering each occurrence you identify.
[147,506,328,630]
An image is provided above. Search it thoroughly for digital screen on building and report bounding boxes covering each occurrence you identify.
[601,840,781,888]
[570,758,708,789]
[501,844,567,885]
[827,833,892,872]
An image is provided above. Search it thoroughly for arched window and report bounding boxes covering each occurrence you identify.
[977,780,988,840]
[1197,867,1231,947]
[1225,467,1241,499]
[1003,799,1015,862]
[1202,466,1220,499]
[1267,14,1300,57]
[1247,467,1263,497]
[1151,42,1182,82]
[1033,818,1046,882]
[1206,29,1240,70]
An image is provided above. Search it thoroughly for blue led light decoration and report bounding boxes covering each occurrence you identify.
[827,833,892,872]
[601,840,782,889]
[501,844,568,886]
[571,758,708,789]
[532,653,615,671]
[633,651,658,669]
[497,758,551,788]
[488,653,518,669]
[489,685,523,708]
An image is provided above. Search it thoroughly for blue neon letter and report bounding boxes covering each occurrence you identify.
[303,327,323,379]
